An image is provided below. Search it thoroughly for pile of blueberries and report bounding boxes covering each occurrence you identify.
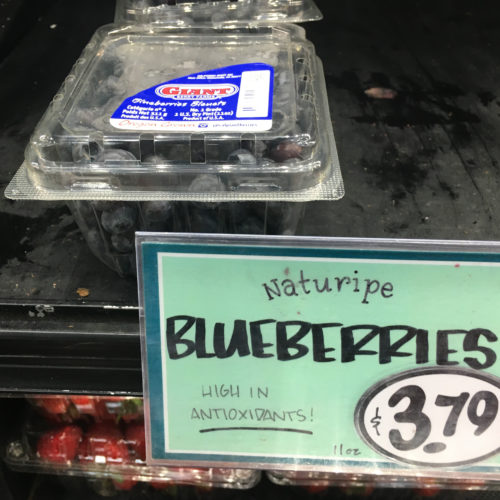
[68,134,305,276]
[69,194,301,276]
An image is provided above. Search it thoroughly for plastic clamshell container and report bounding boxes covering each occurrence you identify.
[266,471,491,492]
[114,0,323,26]
[4,395,260,491]
[6,23,343,202]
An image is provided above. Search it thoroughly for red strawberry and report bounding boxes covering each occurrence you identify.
[37,425,83,463]
[195,485,213,493]
[77,423,130,465]
[413,487,441,497]
[305,485,329,494]
[93,398,116,421]
[37,397,71,415]
[78,423,137,489]
[112,477,137,491]
[69,396,97,417]
[413,479,441,497]
[151,480,176,491]
[95,397,143,423]
[340,486,375,497]
[119,398,143,423]
[125,422,146,461]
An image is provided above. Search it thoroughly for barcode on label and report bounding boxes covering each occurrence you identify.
[236,70,271,118]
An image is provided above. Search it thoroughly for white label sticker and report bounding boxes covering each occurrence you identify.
[236,70,271,118]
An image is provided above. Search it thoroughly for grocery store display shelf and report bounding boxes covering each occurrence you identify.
[0,305,141,395]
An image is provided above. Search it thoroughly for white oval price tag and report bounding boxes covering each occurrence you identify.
[356,368,500,467]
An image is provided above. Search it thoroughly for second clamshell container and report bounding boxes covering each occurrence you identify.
[114,0,324,26]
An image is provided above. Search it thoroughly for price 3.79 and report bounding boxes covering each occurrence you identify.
[356,368,500,467]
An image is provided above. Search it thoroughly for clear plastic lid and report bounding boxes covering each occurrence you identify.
[6,24,343,202]
[114,0,323,27]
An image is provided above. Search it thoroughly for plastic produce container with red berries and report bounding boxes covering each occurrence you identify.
[266,471,489,492]
[4,395,260,492]
[5,1,344,277]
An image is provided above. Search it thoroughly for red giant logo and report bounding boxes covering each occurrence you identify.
[155,83,239,100]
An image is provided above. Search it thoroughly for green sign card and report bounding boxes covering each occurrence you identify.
[137,234,500,476]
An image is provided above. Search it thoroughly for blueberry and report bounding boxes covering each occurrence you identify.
[255,140,267,156]
[211,12,228,24]
[85,228,107,256]
[189,174,223,193]
[90,200,122,212]
[112,61,124,78]
[69,200,94,221]
[265,201,285,217]
[142,200,173,219]
[228,149,257,165]
[100,53,124,77]
[188,175,225,209]
[235,216,264,235]
[94,76,124,105]
[279,72,291,87]
[143,154,167,164]
[74,108,96,128]
[142,201,174,231]
[96,149,137,162]
[165,144,190,161]
[71,143,90,163]
[113,255,135,277]
[189,210,221,233]
[272,109,286,125]
[111,233,135,254]
[233,4,252,19]
[101,206,138,234]
[296,109,314,134]
[268,141,303,162]
[228,202,249,225]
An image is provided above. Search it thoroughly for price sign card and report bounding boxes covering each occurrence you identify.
[137,234,500,474]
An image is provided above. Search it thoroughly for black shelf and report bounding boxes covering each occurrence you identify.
[0,305,141,395]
